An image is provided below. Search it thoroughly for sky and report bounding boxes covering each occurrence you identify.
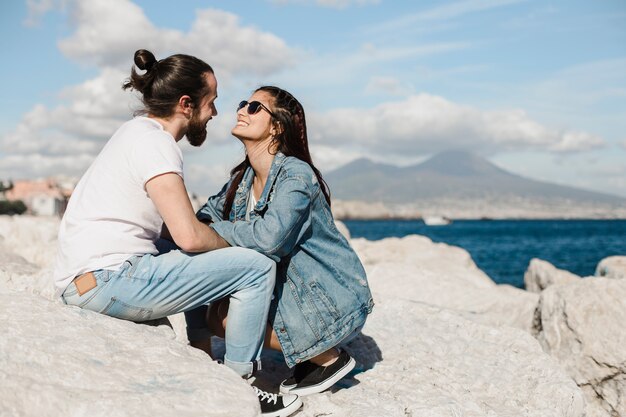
[0,0,625,198]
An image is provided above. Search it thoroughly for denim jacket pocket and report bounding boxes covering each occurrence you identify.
[100,297,152,322]
[308,281,341,321]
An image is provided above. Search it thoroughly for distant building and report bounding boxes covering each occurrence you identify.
[2,179,205,217]
[3,178,75,217]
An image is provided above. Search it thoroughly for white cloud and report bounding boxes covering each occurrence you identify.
[186,9,295,78]
[0,153,94,180]
[309,145,365,172]
[620,139,626,150]
[57,0,295,77]
[56,68,139,136]
[307,93,605,161]
[501,58,626,150]
[57,0,167,68]
[1,68,134,156]
[548,131,605,153]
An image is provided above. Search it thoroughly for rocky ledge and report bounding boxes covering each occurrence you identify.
[1,215,624,416]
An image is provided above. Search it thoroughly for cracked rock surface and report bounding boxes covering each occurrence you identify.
[524,258,582,293]
[534,278,626,417]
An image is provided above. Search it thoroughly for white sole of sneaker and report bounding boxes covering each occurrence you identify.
[279,382,297,393]
[280,356,356,396]
[262,395,303,417]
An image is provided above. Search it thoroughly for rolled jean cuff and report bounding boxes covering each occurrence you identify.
[186,326,212,342]
[224,357,261,379]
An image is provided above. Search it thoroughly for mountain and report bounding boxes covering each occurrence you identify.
[325,150,626,206]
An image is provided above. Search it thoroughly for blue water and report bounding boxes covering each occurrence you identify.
[342,219,626,288]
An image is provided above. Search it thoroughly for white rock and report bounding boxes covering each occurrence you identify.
[334,220,351,240]
[533,278,626,417]
[0,249,56,300]
[0,215,60,268]
[351,235,539,331]
[595,256,626,280]
[0,290,259,417]
[524,258,581,293]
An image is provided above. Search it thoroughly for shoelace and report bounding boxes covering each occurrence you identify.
[253,386,278,405]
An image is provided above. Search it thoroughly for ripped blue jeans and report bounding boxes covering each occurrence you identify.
[62,241,276,378]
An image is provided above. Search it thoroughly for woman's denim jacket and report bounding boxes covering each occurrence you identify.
[197,153,374,367]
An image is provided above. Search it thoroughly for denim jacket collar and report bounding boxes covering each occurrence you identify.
[233,152,288,219]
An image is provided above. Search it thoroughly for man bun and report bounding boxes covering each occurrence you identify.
[134,49,158,72]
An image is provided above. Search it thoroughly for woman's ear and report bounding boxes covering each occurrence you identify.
[272,121,283,136]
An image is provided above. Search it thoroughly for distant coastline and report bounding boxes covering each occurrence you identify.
[331,199,626,220]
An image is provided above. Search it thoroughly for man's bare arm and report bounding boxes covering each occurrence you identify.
[146,173,229,252]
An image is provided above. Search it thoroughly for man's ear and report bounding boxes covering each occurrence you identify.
[178,95,193,117]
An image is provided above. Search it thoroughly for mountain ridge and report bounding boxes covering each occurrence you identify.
[325,150,625,205]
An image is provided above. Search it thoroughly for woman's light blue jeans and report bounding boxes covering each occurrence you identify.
[61,241,276,378]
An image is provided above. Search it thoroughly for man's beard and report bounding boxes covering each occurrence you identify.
[186,111,208,147]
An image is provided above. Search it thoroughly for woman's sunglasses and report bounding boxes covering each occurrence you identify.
[237,100,276,118]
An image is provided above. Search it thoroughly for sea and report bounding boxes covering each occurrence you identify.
[342,219,626,288]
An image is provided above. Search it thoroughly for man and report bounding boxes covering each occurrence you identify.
[53,49,301,417]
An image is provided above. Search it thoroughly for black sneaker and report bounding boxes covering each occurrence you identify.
[279,349,356,396]
[253,386,302,417]
[279,360,317,393]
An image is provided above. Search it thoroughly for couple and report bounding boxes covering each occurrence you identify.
[53,49,373,417]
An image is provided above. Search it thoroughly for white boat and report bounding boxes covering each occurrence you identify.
[423,216,452,226]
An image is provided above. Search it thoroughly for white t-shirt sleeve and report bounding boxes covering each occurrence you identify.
[131,131,184,188]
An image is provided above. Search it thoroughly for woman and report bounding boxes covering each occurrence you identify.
[196,86,374,396]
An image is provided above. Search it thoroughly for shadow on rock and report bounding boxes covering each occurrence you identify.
[344,331,383,373]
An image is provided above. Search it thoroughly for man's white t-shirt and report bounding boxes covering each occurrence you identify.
[53,117,183,297]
